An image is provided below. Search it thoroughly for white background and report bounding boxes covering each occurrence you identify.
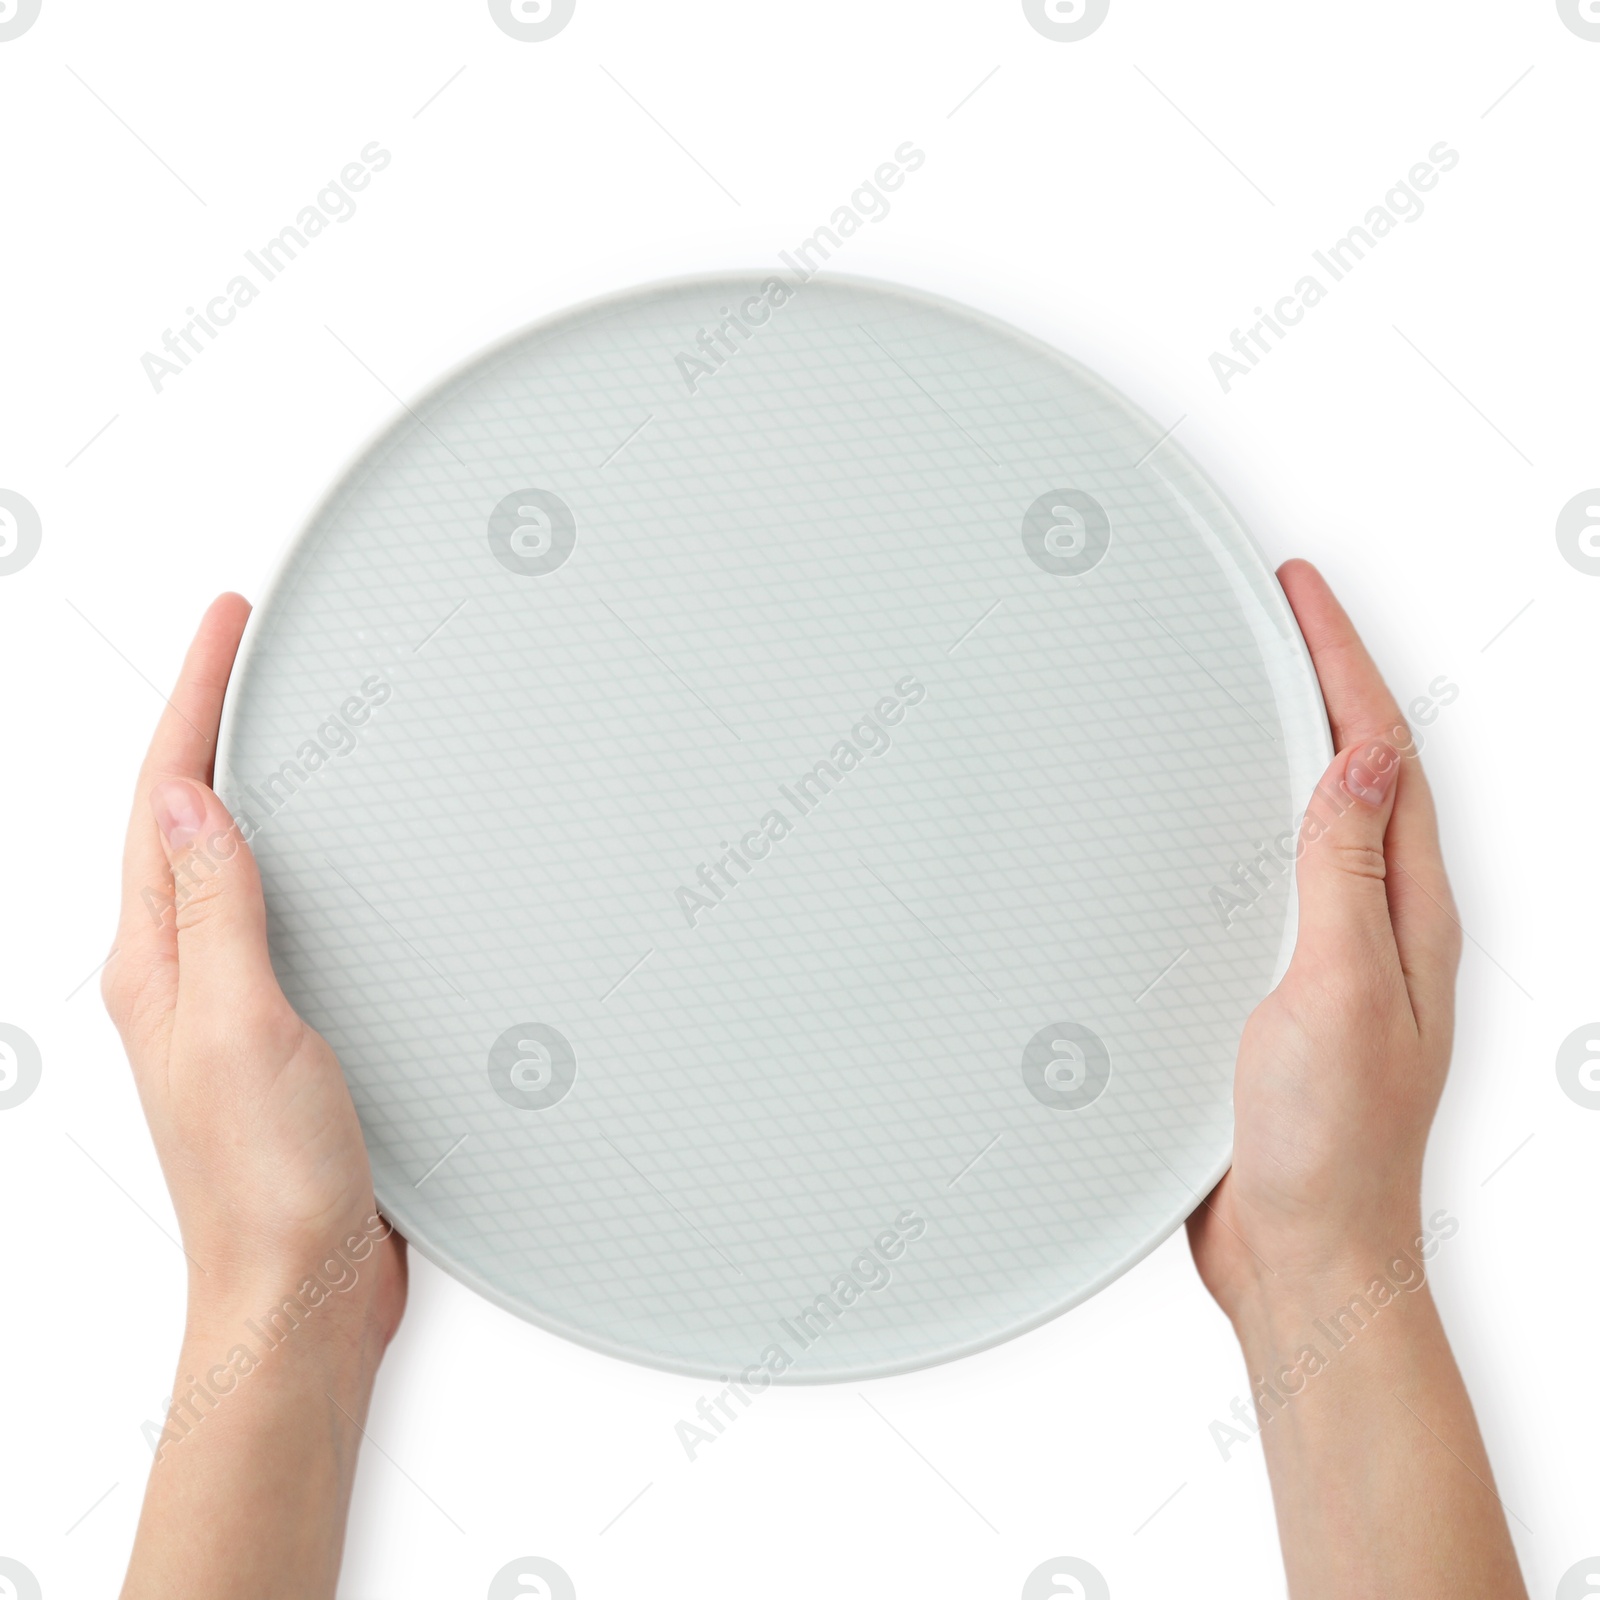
[2,1,1597,1595]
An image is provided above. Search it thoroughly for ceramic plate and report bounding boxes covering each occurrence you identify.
[216,274,1330,1381]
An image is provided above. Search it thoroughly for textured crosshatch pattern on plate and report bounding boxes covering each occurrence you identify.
[216,276,1331,1381]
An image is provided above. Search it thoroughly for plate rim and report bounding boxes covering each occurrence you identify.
[216,267,1333,1383]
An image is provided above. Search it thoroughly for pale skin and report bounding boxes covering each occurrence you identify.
[104,594,406,1599]
[106,564,1525,1597]
[1188,560,1525,1597]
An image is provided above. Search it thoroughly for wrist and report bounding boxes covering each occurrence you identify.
[184,1207,403,1333]
[180,1220,404,1399]
[1205,1201,1460,1329]
[1218,1211,1461,1389]
[1229,1261,1435,1372]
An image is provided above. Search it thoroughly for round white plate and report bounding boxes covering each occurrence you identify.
[217,274,1330,1382]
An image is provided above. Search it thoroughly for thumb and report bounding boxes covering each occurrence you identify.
[149,778,279,1012]
[1290,739,1403,973]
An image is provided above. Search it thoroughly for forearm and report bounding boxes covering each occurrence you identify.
[1227,1250,1526,1599]
[121,1285,391,1600]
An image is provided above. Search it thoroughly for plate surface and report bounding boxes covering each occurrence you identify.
[217,274,1330,1381]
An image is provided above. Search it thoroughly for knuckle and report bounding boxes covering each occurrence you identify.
[187,991,304,1063]
[99,957,131,1026]
[1330,840,1387,883]
[171,861,232,931]
[168,831,254,934]
[100,949,170,1036]
[100,948,144,1024]
[244,992,305,1054]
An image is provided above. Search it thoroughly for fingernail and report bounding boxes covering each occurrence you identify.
[1344,741,1399,808]
[150,780,205,852]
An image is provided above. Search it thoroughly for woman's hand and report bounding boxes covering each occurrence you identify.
[1188,559,1461,1308]
[1189,561,1525,1598]
[105,595,405,1599]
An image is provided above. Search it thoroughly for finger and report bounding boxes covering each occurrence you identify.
[149,777,284,1022]
[1277,562,1461,1037]
[1289,736,1406,989]
[103,596,252,1047]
